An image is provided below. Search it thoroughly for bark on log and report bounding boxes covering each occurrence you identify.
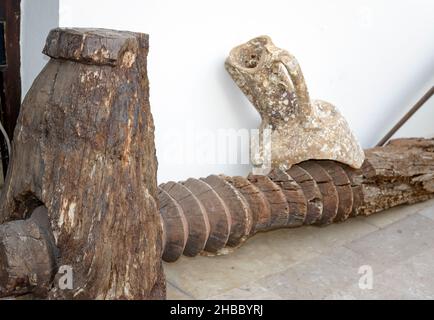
[159,138,434,262]
[360,138,434,214]
[0,28,165,299]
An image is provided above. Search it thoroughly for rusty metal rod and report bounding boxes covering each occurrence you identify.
[377,86,434,147]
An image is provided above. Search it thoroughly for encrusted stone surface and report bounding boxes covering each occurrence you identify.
[225,35,365,170]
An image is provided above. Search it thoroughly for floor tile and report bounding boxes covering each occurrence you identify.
[419,203,434,221]
[328,248,434,300]
[358,203,422,229]
[207,282,281,300]
[166,282,194,300]
[345,214,434,273]
[164,203,434,300]
[257,247,368,299]
[163,233,316,299]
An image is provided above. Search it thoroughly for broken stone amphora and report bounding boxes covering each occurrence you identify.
[225,36,364,170]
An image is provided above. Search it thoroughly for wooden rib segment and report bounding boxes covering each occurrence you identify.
[318,161,354,222]
[247,174,289,229]
[287,165,323,225]
[158,188,188,262]
[267,168,306,227]
[161,181,210,256]
[201,175,252,247]
[339,164,365,217]
[299,162,339,225]
[182,178,231,252]
[225,175,271,233]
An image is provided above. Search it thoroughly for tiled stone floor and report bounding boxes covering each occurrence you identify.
[164,199,434,300]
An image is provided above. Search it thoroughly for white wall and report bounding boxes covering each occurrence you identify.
[23,0,434,182]
[21,0,59,96]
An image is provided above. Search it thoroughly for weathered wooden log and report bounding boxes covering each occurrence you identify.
[0,28,165,299]
[0,206,57,298]
[359,138,434,214]
[159,138,434,262]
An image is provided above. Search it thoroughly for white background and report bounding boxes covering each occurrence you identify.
[21,0,434,183]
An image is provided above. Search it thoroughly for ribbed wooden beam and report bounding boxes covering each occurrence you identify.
[159,138,434,262]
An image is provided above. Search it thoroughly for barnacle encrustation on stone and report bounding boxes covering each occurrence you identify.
[225,35,365,170]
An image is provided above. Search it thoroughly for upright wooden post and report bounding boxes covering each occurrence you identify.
[0,28,165,300]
